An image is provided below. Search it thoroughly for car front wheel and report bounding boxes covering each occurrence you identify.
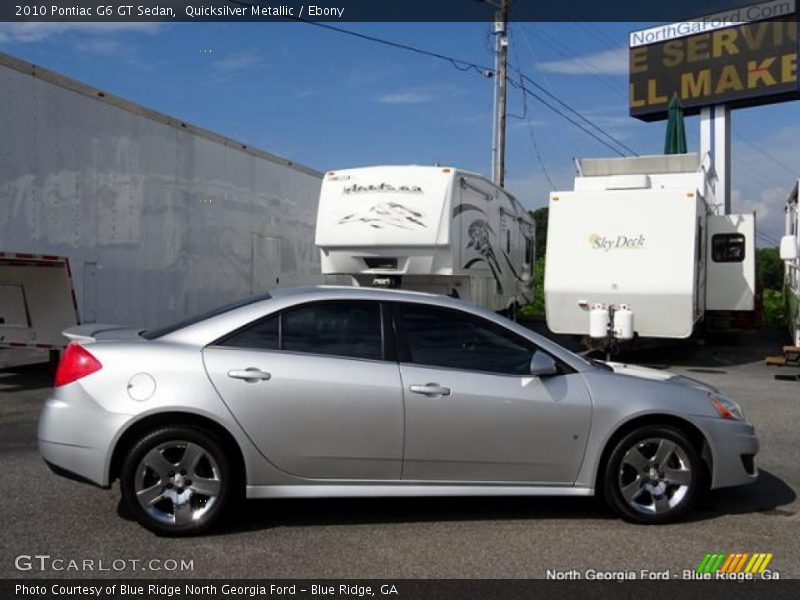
[120,426,233,535]
[603,425,702,524]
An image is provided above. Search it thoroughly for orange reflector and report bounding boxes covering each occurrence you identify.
[442,168,451,173]
[552,196,560,201]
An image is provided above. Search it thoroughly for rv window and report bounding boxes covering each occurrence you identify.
[506,230,511,254]
[395,305,535,376]
[712,233,745,263]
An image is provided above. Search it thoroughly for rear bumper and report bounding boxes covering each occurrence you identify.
[38,389,130,487]
[697,416,760,489]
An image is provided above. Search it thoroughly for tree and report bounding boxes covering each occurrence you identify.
[757,247,784,291]
[530,207,548,260]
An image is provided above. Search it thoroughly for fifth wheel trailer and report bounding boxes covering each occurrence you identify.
[315,165,535,313]
[781,182,799,346]
[544,153,756,348]
[0,52,322,356]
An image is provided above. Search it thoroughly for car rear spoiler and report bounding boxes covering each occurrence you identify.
[62,324,128,344]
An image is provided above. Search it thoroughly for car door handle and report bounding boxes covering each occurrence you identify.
[409,383,451,396]
[227,368,271,382]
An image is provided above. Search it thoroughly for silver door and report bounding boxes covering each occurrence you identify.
[203,301,403,480]
[395,304,592,483]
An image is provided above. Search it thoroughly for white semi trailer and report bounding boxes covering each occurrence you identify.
[315,165,535,313]
[0,52,322,357]
[545,153,757,349]
[780,182,799,346]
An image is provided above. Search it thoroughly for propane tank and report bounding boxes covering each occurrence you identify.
[613,304,634,340]
[589,304,610,339]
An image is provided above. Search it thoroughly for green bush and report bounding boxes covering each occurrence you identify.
[520,256,546,319]
[757,247,783,291]
[763,288,785,326]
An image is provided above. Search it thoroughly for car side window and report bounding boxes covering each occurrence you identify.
[219,314,279,350]
[220,301,383,361]
[282,302,382,360]
[396,305,535,375]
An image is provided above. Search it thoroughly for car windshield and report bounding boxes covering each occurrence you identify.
[141,293,271,340]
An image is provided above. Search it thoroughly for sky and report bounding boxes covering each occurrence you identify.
[0,20,796,244]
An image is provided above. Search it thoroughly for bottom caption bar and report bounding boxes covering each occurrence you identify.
[4,580,800,600]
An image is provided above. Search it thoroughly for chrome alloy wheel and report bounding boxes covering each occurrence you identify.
[617,437,692,515]
[134,441,222,526]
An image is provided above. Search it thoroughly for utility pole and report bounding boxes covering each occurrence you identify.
[491,0,509,188]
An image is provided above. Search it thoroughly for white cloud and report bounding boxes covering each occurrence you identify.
[208,50,267,84]
[539,47,628,76]
[0,22,164,43]
[376,85,461,105]
[377,90,435,104]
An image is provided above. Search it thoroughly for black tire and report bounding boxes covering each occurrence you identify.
[603,425,702,524]
[120,426,234,536]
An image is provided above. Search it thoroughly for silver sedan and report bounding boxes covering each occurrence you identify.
[39,286,758,535]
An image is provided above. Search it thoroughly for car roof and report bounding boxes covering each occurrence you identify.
[155,285,591,373]
[269,285,445,302]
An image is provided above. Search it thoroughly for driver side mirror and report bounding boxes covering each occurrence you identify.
[530,351,558,377]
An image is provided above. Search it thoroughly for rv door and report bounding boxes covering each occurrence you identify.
[705,214,756,311]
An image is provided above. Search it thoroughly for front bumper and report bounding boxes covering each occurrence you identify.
[38,387,130,487]
[696,416,760,489]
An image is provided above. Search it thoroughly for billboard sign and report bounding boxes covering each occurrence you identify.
[629,0,799,120]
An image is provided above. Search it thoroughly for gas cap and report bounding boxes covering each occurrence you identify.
[127,373,156,401]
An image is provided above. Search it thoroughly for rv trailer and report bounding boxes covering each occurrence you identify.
[781,183,800,346]
[0,52,322,357]
[315,165,535,313]
[544,153,756,349]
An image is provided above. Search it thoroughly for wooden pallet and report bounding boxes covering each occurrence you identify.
[766,346,800,367]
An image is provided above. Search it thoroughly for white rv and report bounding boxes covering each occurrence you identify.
[545,153,756,347]
[780,183,799,346]
[315,165,535,313]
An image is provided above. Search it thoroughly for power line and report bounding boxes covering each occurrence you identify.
[508,35,557,190]
[226,1,637,157]
[514,70,638,156]
[757,231,781,246]
[735,132,796,178]
[507,78,629,156]
[227,1,492,74]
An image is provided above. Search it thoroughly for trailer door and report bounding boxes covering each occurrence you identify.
[706,214,756,311]
[0,254,79,349]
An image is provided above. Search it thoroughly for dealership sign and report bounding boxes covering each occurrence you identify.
[629,0,799,120]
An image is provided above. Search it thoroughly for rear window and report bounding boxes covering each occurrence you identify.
[141,294,271,340]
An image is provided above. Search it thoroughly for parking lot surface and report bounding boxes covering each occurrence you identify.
[1,328,798,579]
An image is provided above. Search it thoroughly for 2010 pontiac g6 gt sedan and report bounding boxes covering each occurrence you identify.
[39,286,759,535]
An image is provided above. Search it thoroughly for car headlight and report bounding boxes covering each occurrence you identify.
[708,393,744,420]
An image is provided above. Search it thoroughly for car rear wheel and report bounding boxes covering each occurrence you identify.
[603,425,701,524]
[120,426,233,536]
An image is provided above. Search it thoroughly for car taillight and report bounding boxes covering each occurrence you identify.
[55,343,102,387]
